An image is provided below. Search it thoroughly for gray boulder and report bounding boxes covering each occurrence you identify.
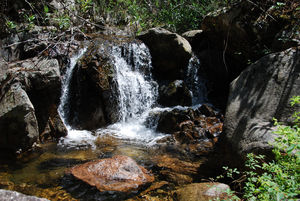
[224,47,300,155]
[0,57,67,152]
[0,189,49,201]
[0,82,39,153]
[138,28,192,80]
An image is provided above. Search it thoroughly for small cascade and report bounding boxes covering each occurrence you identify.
[185,55,207,105]
[58,48,87,125]
[98,43,163,144]
[112,43,158,122]
[58,48,96,148]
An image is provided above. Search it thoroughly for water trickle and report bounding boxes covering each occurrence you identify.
[185,55,207,105]
[58,48,95,148]
[58,48,87,126]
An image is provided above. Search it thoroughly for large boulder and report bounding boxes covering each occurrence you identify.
[0,82,39,153]
[0,56,67,152]
[137,28,192,80]
[224,47,300,156]
[0,189,49,201]
[66,39,111,130]
[70,155,154,192]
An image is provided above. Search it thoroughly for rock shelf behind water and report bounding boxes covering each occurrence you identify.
[70,155,154,192]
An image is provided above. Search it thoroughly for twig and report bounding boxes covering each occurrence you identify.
[223,26,230,74]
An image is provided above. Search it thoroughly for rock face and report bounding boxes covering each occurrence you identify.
[224,48,300,155]
[158,80,192,107]
[70,155,154,192]
[138,28,192,80]
[0,189,49,201]
[66,39,111,130]
[174,183,231,201]
[0,56,67,153]
[0,82,39,152]
[183,1,300,109]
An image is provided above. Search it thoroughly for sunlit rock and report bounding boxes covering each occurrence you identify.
[0,189,49,201]
[70,155,154,192]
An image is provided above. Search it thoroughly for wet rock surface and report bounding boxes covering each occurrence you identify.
[156,104,223,146]
[70,155,155,192]
[158,80,192,107]
[152,155,201,185]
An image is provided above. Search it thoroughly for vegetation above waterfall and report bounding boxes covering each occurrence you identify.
[2,0,298,37]
[1,0,227,36]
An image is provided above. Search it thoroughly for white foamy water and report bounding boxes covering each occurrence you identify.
[96,43,165,145]
[112,43,157,122]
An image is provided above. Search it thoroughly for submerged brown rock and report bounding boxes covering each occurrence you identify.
[70,155,154,192]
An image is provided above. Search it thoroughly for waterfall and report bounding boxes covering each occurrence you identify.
[58,41,207,147]
[185,55,207,105]
[58,48,96,148]
[58,48,87,126]
[112,43,157,122]
[97,43,163,144]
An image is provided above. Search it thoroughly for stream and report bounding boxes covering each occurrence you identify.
[0,40,219,201]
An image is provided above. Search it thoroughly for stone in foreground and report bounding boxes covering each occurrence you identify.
[70,155,154,192]
[0,189,49,201]
[174,183,233,201]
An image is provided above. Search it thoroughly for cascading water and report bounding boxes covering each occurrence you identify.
[58,41,208,147]
[97,43,164,144]
[58,48,97,147]
[58,48,86,124]
[185,55,207,105]
[112,43,157,122]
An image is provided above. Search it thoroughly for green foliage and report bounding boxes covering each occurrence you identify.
[55,14,71,30]
[6,20,17,30]
[25,14,36,30]
[92,0,223,33]
[78,0,93,13]
[218,96,300,200]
